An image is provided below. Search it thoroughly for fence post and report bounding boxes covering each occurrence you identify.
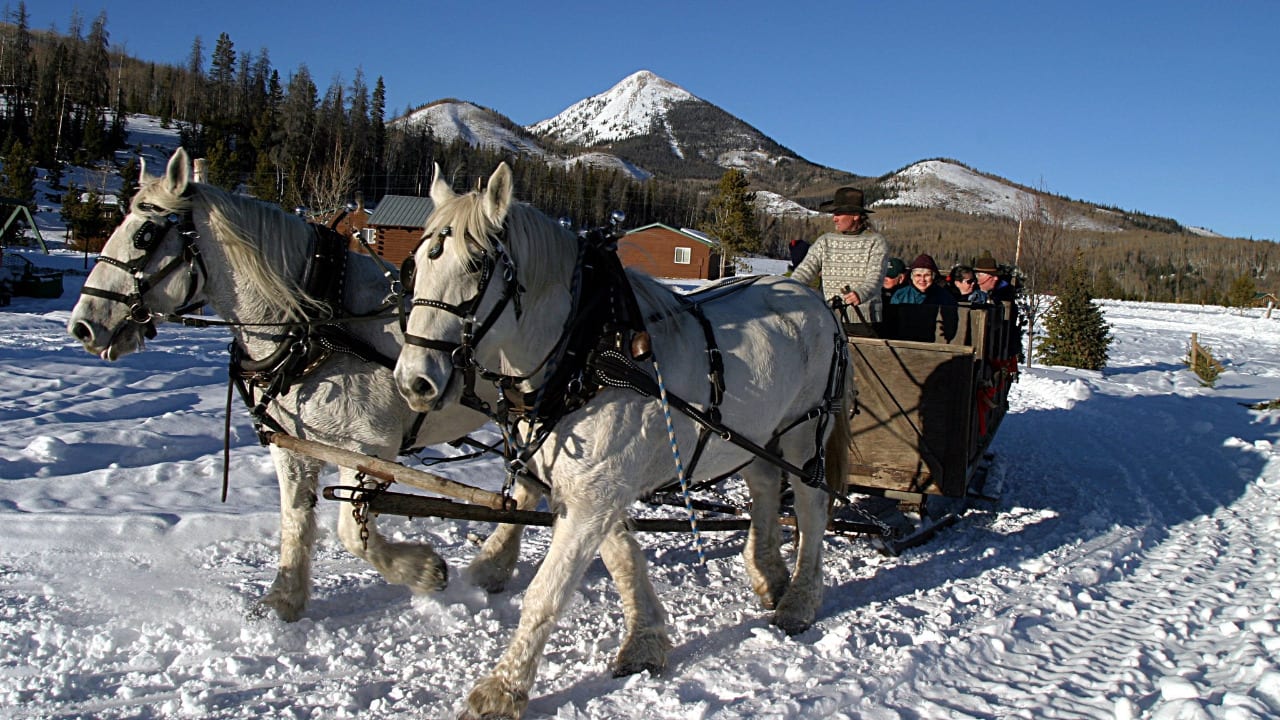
[1190,332,1200,369]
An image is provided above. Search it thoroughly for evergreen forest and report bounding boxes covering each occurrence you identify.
[0,6,1274,305]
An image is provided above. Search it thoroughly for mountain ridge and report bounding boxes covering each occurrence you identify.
[393,70,1208,237]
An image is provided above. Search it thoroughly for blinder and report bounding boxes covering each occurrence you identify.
[132,214,178,251]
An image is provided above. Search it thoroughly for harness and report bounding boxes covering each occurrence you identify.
[81,211,426,499]
[225,224,418,450]
[404,218,851,506]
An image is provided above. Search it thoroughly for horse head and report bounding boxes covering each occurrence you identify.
[395,162,577,411]
[68,148,208,361]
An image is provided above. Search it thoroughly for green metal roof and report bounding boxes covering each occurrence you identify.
[367,195,434,228]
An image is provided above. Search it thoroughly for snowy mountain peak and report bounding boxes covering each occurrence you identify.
[529,69,697,147]
[393,99,548,157]
[878,159,1122,232]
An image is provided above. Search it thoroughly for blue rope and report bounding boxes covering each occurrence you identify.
[652,357,706,564]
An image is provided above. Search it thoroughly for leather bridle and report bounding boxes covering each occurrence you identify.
[401,224,534,408]
[80,204,207,335]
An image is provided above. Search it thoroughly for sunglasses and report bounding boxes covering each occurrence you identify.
[957,278,975,285]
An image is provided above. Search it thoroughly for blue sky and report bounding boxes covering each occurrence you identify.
[28,0,1280,241]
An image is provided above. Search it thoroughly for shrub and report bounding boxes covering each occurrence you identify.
[1185,337,1224,387]
[1037,251,1112,370]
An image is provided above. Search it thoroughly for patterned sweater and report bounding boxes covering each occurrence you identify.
[790,229,889,321]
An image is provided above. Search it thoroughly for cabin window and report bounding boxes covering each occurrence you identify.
[362,227,376,244]
[673,247,692,264]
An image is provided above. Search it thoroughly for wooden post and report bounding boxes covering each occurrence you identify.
[1015,219,1023,267]
[1190,332,1201,368]
[192,158,207,183]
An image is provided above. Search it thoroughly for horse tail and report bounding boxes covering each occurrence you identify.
[824,361,853,499]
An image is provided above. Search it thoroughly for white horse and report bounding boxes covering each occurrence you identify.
[395,163,852,719]
[66,147,536,620]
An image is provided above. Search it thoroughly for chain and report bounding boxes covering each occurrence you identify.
[350,471,390,550]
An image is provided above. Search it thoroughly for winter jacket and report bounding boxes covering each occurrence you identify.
[890,284,958,306]
[790,229,888,321]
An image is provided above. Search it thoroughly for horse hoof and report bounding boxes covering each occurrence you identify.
[468,557,515,594]
[754,578,789,611]
[257,594,304,623]
[611,660,663,678]
[770,612,813,637]
[415,555,448,593]
[396,550,448,594]
[463,676,528,720]
[611,628,671,677]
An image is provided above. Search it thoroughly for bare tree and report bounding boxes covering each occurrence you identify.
[1015,188,1074,366]
[305,138,357,218]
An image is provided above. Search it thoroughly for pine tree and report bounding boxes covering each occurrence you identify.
[700,168,760,269]
[118,155,140,209]
[0,139,36,209]
[1225,274,1257,311]
[0,139,36,245]
[205,136,240,191]
[1037,251,1112,371]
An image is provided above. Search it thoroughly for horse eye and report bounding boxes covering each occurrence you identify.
[427,240,444,260]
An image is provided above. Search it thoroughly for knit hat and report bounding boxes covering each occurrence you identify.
[909,253,940,274]
[885,257,907,278]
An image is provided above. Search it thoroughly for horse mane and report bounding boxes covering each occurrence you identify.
[132,178,322,322]
[426,191,685,322]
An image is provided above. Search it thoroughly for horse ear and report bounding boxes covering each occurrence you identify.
[429,163,455,206]
[483,163,513,221]
[163,147,192,196]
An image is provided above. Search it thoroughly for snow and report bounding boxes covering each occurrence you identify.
[392,100,650,181]
[5,245,1280,718]
[6,118,1280,719]
[395,100,549,158]
[752,190,819,219]
[878,159,1123,232]
[529,70,696,147]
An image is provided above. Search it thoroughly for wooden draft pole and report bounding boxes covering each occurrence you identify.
[267,432,515,510]
[269,432,887,535]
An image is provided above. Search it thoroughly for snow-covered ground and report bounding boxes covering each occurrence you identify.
[4,116,1280,718]
[2,242,1279,718]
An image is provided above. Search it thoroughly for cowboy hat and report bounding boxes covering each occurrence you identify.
[818,187,874,215]
[972,252,1000,274]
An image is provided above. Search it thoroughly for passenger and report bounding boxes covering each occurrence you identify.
[973,252,1016,303]
[787,238,811,271]
[881,257,907,304]
[891,254,957,306]
[949,265,989,303]
[790,187,888,322]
